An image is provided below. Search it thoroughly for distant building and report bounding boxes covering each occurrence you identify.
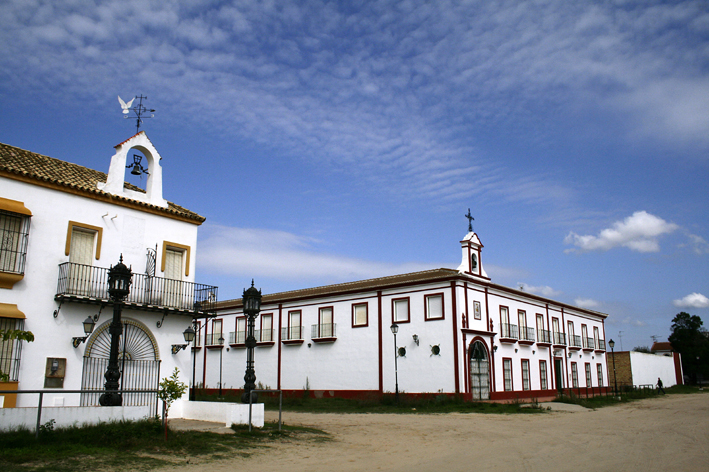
[0,133,217,410]
[650,341,674,356]
[606,348,683,389]
[212,231,611,401]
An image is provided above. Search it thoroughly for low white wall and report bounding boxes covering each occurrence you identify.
[630,352,678,387]
[178,400,264,428]
[0,405,152,432]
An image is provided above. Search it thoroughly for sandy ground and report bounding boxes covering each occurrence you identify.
[172,394,709,472]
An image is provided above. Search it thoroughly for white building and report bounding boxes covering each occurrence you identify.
[0,132,217,411]
[211,231,610,401]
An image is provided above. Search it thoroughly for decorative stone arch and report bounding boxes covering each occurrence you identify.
[468,338,490,400]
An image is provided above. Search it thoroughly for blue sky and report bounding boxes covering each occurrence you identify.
[1,0,707,350]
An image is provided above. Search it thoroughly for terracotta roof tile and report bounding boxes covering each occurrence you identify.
[0,142,205,223]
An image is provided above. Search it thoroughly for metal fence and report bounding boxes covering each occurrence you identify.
[80,356,161,414]
[0,317,24,382]
[500,323,518,339]
[56,262,218,312]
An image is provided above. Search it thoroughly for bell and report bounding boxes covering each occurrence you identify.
[131,164,142,175]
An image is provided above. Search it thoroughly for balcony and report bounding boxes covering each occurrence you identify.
[595,339,606,352]
[311,323,337,343]
[569,335,582,350]
[583,337,595,351]
[553,332,567,347]
[537,329,551,346]
[228,329,275,347]
[55,262,218,316]
[499,323,518,343]
[519,326,535,345]
[281,325,304,345]
[229,330,246,346]
[206,333,225,348]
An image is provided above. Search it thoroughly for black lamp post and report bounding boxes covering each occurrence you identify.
[241,280,262,404]
[391,323,399,403]
[99,256,132,406]
[190,319,198,401]
[218,335,225,397]
[609,338,618,398]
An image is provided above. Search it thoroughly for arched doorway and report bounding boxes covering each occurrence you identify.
[80,318,161,413]
[469,340,490,400]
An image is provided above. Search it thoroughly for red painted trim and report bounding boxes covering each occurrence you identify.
[451,281,459,393]
[352,301,369,328]
[546,305,554,391]
[311,337,336,343]
[201,321,207,388]
[424,292,445,321]
[377,291,383,394]
[391,296,410,324]
[282,339,304,345]
[461,328,495,336]
[277,304,282,390]
[463,332,468,393]
[463,282,469,327]
[561,308,569,378]
[673,352,683,385]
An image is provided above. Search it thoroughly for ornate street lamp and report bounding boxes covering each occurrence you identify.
[99,256,132,406]
[171,325,196,354]
[609,338,618,398]
[391,323,399,403]
[72,316,97,348]
[241,280,262,404]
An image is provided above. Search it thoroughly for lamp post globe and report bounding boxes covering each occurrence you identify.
[241,280,262,404]
[99,256,133,406]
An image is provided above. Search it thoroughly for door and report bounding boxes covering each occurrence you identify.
[163,248,183,307]
[469,341,490,400]
[554,358,564,392]
[68,229,95,296]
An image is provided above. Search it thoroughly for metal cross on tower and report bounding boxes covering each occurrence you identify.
[465,208,475,232]
[118,94,156,133]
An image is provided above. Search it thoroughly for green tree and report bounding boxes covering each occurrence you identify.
[158,368,188,440]
[668,312,709,384]
[0,329,34,381]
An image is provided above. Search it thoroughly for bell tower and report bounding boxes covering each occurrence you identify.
[457,210,489,279]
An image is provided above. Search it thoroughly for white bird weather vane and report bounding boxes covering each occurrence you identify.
[118,94,155,133]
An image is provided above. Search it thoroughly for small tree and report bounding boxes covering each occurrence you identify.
[669,312,709,384]
[158,368,188,439]
[0,329,34,381]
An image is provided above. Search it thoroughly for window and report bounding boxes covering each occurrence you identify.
[193,320,202,347]
[500,306,517,339]
[352,303,368,327]
[571,362,579,388]
[208,319,223,346]
[392,298,409,323]
[521,359,530,391]
[537,314,550,343]
[593,326,600,348]
[260,314,273,342]
[0,204,30,280]
[233,317,246,344]
[286,310,302,340]
[425,294,444,320]
[160,241,190,277]
[540,360,548,390]
[503,358,513,391]
[585,363,592,387]
[552,318,564,345]
[519,310,531,341]
[0,310,26,382]
[582,324,591,349]
[597,364,604,387]
[317,306,334,337]
[567,321,575,338]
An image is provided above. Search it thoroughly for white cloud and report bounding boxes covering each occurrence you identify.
[673,293,709,309]
[687,234,709,255]
[519,283,561,297]
[197,224,441,282]
[564,211,679,253]
[575,298,599,309]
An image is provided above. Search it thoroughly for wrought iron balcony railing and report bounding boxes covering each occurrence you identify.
[553,332,567,346]
[569,335,582,348]
[281,326,304,341]
[206,333,225,346]
[519,326,535,343]
[583,337,595,349]
[500,323,518,339]
[311,323,337,339]
[537,329,551,344]
[596,339,606,351]
[56,262,218,314]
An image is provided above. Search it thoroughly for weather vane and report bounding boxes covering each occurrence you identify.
[118,94,155,133]
[465,208,474,232]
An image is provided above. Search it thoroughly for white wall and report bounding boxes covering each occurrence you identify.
[629,351,678,387]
